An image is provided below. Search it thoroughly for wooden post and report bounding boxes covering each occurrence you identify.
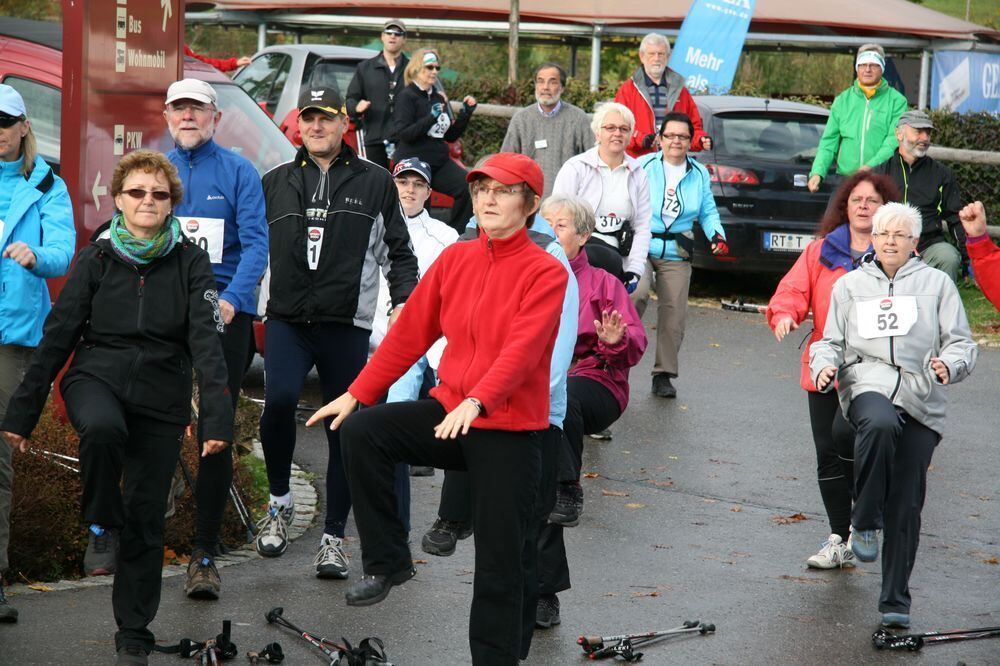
[509,0,520,85]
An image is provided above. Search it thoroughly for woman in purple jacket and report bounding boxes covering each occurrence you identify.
[537,194,647,620]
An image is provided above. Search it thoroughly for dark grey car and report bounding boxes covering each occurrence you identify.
[689,96,842,274]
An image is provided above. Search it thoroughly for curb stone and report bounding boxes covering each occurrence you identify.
[6,440,317,598]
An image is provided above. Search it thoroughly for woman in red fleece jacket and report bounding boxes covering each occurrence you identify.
[307,153,568,666]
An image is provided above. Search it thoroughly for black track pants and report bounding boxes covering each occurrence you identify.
[807,390,855,541]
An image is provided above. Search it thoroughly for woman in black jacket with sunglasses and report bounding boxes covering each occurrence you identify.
[391,48,477,233]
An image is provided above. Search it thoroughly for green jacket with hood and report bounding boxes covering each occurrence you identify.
[809,80,908,179]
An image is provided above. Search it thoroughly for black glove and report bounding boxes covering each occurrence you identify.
[642,133,657,150]
[622,271,640,294]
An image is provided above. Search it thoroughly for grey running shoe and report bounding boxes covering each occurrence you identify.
[652,374,677,398]
[84,525,118,576]
[255,500,294,557]
[185,550,222,600]
[0,580,17,623]
[549,482,583,527]
[314,535,350,579]
[587,428,613,440]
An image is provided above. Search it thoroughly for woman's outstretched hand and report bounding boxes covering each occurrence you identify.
[306,392,360,431]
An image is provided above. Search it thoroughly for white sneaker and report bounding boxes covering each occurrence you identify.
[254,500,294,557]
[314,534,350,579]
[806,534,856,569]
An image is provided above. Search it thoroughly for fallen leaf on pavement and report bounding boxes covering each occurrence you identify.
[413,559,428,564]
[631,590,660,597]
[602,489,629,497]
[709,343,721,348]
[731,505,743,512]
[27,583,53,592]
[679,405,689,411]
[983,556,999,565]
[648,480,674,487]
[703,498,717,503]
[771,513,809,525]
[582,472,600,478]
[625,503,646,509]
[778,575,829,585]
[668,455,679,460]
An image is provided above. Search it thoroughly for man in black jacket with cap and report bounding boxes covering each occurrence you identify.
[255,87,418,580]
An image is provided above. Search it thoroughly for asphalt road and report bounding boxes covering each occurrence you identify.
[3,304,999,664]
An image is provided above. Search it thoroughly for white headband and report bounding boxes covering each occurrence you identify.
[856,51,885,70]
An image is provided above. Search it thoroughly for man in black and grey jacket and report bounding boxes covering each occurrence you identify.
[345,18,409,169]
[256,86,418,580]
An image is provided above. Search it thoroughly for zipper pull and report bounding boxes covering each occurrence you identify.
[138,276,145,297]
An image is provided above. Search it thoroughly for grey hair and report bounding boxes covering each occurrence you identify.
[857,43,885,59]
[539,195,596,236]
[639,33,670,55]
[872,202,922,240]
[591,102,635,144]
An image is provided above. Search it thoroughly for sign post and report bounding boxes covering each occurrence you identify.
[61,0,184,250]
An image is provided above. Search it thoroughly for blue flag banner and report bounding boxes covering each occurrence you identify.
[668,0,756,95]
[931,50,1000,114]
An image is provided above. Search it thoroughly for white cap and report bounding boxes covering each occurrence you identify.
[165,78,217,106]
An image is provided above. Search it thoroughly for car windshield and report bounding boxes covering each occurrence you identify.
[3,76,61,163]
[305,58,357,98]
[149,82,295,175]
[713,113,827,163]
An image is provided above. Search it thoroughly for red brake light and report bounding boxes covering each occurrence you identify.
[706,163,759,185]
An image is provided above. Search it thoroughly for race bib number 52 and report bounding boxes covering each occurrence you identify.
[855,296,918,339]
[179,217,224,264]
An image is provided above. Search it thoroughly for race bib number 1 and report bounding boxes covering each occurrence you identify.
[178,216,225,264]
[307,226,324,270]
[855,296,918,339]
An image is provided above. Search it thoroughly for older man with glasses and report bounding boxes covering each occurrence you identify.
[346,19,410,169]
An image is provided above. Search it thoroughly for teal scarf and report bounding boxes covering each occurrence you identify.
[109,212,181,266]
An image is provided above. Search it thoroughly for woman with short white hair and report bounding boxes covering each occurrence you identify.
[552,102,651,291]
[810,201,977,630]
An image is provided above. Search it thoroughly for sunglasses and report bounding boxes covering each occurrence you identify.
[0,115,24,129]
[424,64,441,71]
[122,188,172,201]
[383,29,405,37]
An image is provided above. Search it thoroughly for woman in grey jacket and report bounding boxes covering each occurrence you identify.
[810,202,976,631]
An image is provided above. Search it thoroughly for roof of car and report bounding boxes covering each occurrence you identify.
[0,17,62,51]
[254,43,379,61]
[695,95,830,116]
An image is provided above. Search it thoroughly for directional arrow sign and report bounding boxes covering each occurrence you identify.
[161,0,173,32]
[92,171,107,212]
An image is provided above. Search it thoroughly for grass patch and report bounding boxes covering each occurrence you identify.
[959,279,1000,343]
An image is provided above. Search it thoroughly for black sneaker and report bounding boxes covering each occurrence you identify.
[535,594,561,628]
[0,579,17,623]
[84,525,118,576]
[185,549,222,600]
[421,518,473,556]
[410,466,435,477]
[115,644,149,665]
[345,567,416,607]
[549,482,583,527]
[652,374,677,398]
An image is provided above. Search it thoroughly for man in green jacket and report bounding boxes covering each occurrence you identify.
[808,44,908,193]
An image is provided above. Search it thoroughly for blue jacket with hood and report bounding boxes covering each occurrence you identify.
[168,139,268,314]
[0,155,75,347]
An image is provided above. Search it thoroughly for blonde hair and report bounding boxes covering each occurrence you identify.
[405,49,440,86]
[872,202,921,239]
[591,102,635,144]
[19,123,37,177]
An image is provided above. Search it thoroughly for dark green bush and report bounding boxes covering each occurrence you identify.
[927,110,1000,216]
[8,396,264,583]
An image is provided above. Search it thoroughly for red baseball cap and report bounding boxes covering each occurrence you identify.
[466,153,544,197]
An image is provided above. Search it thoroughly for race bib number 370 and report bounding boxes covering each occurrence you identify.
[856,296,918,339]
[179,217,224,264]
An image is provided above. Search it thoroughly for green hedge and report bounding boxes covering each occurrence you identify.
[448,76,1000,215]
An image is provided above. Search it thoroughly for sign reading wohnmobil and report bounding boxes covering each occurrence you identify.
[61,0,184,250]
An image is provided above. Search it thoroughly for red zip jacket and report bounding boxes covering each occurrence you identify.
[614,69,708,157]
[766,235,847,393]
[350,227,568,431]
[184,45,240,72]
[968,235,1000,310]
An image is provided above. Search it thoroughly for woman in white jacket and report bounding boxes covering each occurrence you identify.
[811,202,976,631]
[552,102,650,291]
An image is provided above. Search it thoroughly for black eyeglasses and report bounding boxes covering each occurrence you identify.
[122,188,172,201]
[424,65,441,71]
[383,29,405,37]
[0,115,24,129]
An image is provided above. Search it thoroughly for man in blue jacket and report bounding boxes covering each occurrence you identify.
[0,83,75,623]
[164,79,269,600]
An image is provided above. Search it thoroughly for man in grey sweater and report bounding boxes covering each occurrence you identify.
[501,63,593,198]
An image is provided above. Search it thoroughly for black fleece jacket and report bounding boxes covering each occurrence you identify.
[0,232,233,442]
[391,82,474,166]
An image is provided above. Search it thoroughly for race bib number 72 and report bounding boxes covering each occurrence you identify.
[856,296,918,339]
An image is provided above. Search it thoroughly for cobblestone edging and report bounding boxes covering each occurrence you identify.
[7,440,317,598]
